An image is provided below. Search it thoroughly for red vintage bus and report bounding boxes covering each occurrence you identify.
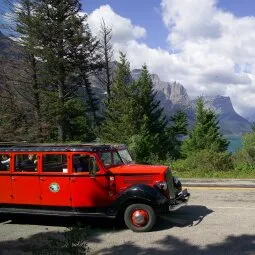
[0,143,190,232]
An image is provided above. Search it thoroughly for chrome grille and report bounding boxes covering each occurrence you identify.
[165,168,175,199]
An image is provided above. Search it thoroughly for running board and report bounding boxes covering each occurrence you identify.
[0,207,115,218]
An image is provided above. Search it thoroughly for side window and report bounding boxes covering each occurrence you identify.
[15,154,38,172]
[100,152,112,165]
[100,152,122,165]
[0,154,11,171]
[113,152,123,165]
[73,154,99,173]
[42,154,67,173]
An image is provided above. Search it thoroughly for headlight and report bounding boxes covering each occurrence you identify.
[155,181,168,191]
[173,176,179,185]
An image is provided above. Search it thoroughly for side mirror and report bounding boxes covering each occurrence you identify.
[89,156,98,178]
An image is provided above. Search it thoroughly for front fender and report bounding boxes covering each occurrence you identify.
[107,184,168,216]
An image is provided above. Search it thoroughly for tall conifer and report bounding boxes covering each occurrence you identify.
[167,110,188,159]
[133,65,171,159]
[99,52,139,143]
[182,97,229,156]
[135,65,167,134]
[31,0,101,141]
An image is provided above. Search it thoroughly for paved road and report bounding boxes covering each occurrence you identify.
[0,188,255,254]
[182,179,255,188]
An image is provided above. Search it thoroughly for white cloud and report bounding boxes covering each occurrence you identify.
[87,5,146,44]
[161,0,221,47]
[87,1,255,120]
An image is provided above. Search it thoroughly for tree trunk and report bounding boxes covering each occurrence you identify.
[31,55,43,141]
[57,81,65,142]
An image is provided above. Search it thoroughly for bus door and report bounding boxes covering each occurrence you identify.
[0,154,12,204]
[12,153,40,205]
[40,153,71,206]
[70,153,110,208]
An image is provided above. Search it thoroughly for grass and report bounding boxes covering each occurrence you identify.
[171,167,255,179]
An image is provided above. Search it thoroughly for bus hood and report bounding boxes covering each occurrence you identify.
[108,164,168,175]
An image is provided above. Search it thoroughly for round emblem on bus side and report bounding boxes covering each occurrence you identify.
[49,182,60,193]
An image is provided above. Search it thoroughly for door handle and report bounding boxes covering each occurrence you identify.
[70,177,76,182]
[11,176,15,180]
[40,177,46,181]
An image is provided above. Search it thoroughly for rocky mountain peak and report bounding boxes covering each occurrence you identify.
[131,69,190,106]
[189,95,251,134]
[204,95,234,115]
[168,81,189,105]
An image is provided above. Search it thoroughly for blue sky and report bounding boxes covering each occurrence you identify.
[82,0,255,50]
[82,0,169,49]
[219,0,255,17]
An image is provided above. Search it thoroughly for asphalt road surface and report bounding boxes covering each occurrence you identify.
[0,187,255,254]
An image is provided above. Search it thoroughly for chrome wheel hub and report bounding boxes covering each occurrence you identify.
[131,209,149,227]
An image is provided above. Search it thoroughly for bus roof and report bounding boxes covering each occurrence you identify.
[0,143,127,152]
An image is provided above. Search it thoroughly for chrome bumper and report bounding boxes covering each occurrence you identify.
[169,188,190,211]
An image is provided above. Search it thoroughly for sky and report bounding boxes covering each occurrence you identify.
[82,0,255,121]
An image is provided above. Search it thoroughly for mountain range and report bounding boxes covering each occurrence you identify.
[132,69,252,135]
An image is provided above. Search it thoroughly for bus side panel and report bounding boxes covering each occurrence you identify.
[12,175,40,205]
[0,175,12,204]
[40,176,71,206]
[70,175,111,207]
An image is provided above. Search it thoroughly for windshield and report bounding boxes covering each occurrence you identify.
[118,149,132,164]
[100,149,132,166]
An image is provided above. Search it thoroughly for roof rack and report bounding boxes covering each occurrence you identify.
[0,142,30,147]
[0,142,127,152]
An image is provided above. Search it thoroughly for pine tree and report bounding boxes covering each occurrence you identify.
[75,22,102,130]
[134,65,167,134]
[170,110,188,136]
[181,97,229,157]
[99,52,139,143]
[167,110,188,159]
[64,98,96,142]
[30,0,101,141]
[78,74,100,129]
[133,65,171,159]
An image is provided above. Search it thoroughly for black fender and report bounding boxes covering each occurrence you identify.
[107,184,168,216]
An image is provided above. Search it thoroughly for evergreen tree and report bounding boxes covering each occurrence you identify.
[128,122,158,164]
[170,110,188,136]
[75,22,102,130]
[167,110,188,159]
[30,0,101,141]
[64,98,96,142]
[99,52,139,143]
[133,65,171,160]
[134,65,167,134]
[181,97,229,157]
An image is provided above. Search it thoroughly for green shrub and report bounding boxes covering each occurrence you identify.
[234,162,255,172]
[233,132,255,167]
[171,149,233,173]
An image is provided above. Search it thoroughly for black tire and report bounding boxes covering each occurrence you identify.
[124,203,156,232]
